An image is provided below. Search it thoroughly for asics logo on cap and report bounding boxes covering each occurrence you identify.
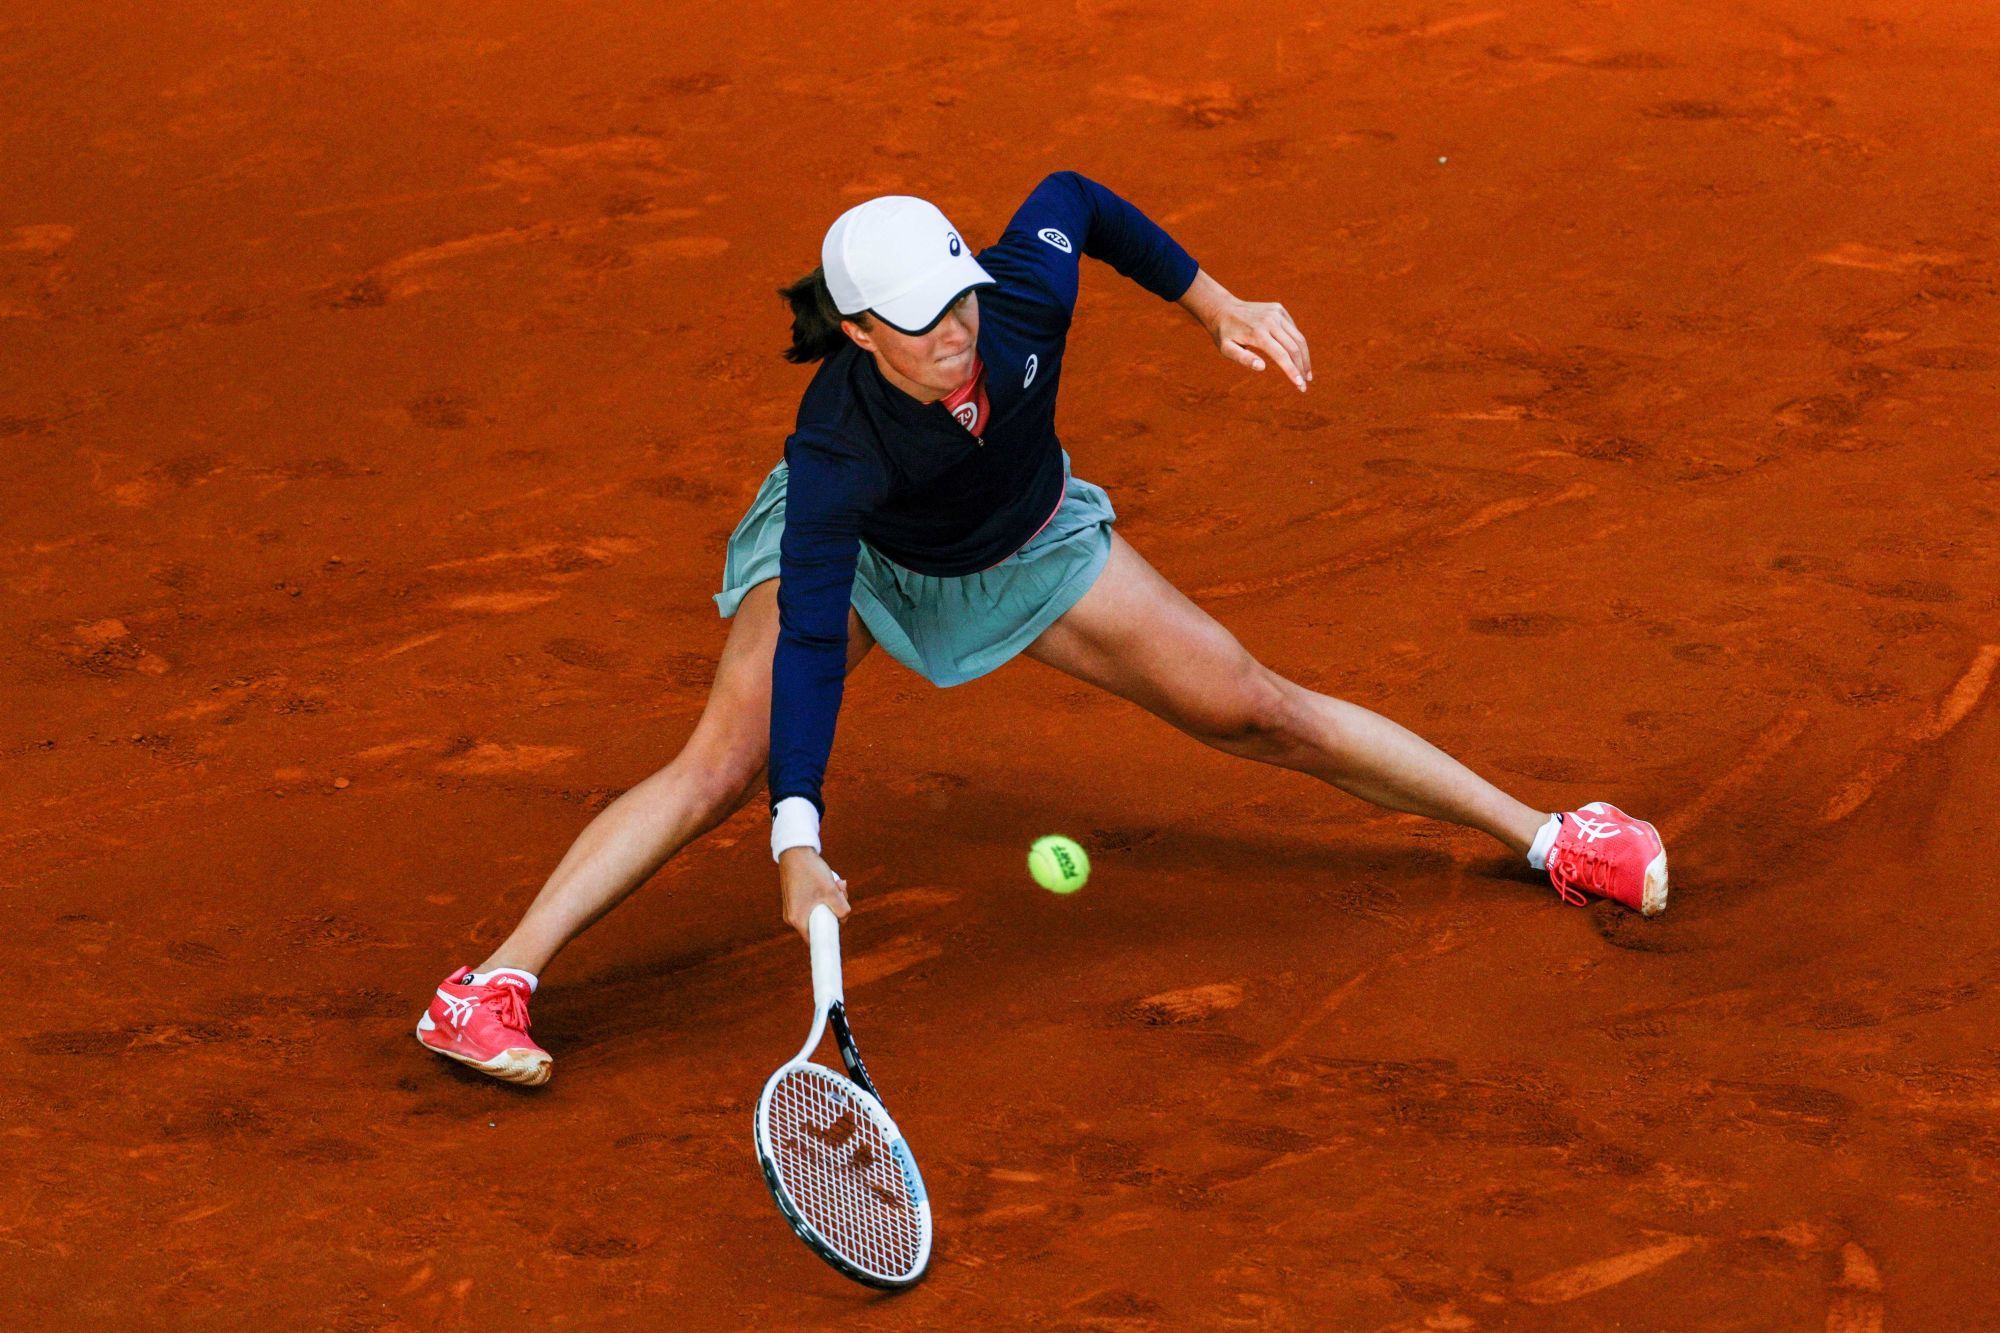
[948,233,962,256]
[1038,228,1072,253]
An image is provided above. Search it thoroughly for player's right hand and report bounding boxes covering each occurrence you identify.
[779,847,850,940]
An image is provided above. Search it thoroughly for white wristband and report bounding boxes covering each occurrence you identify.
[771,796,823,862]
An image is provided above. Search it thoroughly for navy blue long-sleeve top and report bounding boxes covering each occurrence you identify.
[771,172,1199,817]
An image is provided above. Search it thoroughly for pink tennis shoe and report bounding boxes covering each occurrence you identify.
[415,967,553,1086]
[1546,802,1669,917]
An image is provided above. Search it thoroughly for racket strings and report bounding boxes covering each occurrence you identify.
[767,1065,924,1278]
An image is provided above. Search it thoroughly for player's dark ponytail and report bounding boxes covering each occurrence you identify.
[778,266,866,364]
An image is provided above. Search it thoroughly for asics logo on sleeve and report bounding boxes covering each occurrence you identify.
[1023,354,1039,387]
[1037,228,1072,253]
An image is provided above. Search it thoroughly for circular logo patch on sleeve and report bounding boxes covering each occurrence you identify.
[1037,228,1072,254]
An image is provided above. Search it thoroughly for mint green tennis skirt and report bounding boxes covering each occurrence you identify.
[713,451,1115,688]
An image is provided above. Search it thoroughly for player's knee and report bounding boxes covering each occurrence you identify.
[677,744,766,821]
[1185,664,1294,755]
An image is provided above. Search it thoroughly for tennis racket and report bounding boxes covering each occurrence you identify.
[754,903,932,1288]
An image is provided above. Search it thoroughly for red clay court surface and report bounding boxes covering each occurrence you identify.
[6,2,1999,1327]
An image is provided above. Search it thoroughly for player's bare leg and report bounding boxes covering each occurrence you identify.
[1026,532,1546,854]
[476,581,875,976]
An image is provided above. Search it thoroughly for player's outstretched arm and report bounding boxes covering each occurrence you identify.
[1178,268,1312,393]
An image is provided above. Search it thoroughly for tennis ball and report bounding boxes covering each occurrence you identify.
[1028,835,1090,894]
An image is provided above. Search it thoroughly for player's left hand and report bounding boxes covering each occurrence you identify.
[1209,298,1311,392]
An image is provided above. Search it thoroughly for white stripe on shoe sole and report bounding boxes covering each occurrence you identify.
[1640,820,1669,917]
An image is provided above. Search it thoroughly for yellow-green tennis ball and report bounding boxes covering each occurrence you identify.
[1028,835,1090,894]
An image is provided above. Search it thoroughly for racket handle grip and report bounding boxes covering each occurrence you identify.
[807,902,845,1010]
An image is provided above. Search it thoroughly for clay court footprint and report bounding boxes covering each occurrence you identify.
[1126,982,1245,1026]
[435,742,581,775]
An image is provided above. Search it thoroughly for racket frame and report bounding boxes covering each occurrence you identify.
[752,905,932,1289]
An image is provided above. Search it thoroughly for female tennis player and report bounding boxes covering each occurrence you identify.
[417,172,1669,1086]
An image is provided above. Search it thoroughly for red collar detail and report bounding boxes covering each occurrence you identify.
[939,356,990,440]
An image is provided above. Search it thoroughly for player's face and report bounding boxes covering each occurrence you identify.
[844,291,980,401]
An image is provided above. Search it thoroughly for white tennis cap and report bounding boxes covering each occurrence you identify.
[821,196,995,335]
